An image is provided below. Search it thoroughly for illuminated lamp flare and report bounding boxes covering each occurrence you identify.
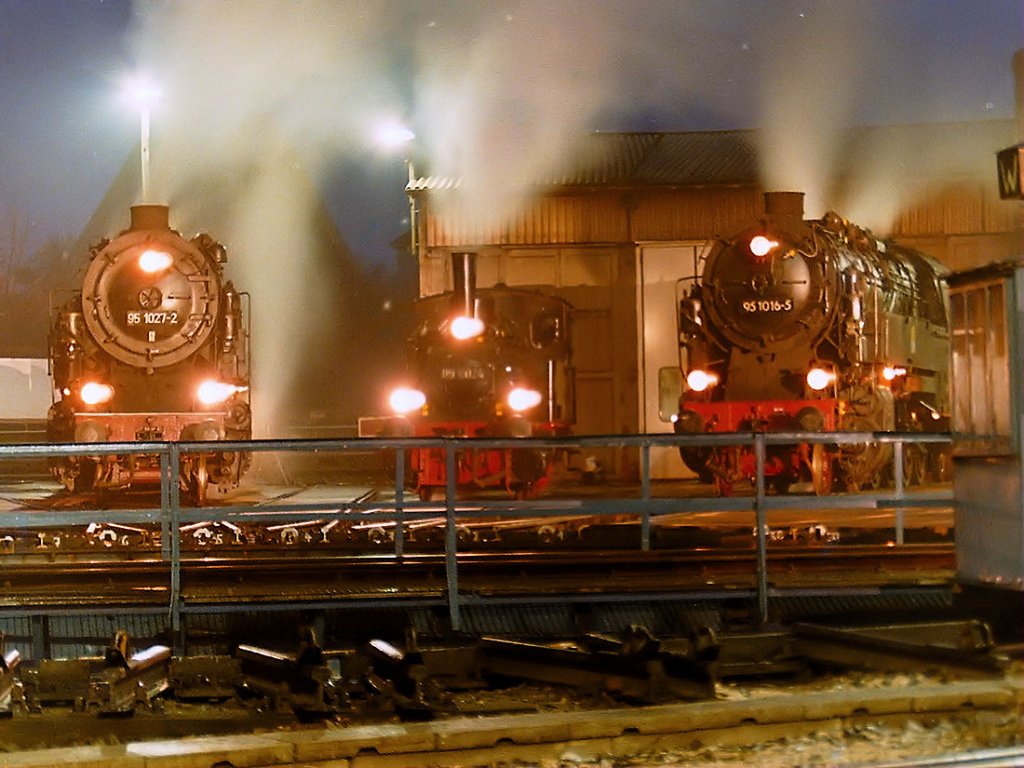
[79,381,114,405]
[138,249,173,273]
[197,380,243,405]
[389,387,426,415]
[507,387,543,413]
[449,315,485,340]
[806,367,836,391]
[882,366,907,382]
[749,235,779,258]
[686,369,718,393]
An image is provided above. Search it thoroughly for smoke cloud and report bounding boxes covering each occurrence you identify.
[123,0,1018,430]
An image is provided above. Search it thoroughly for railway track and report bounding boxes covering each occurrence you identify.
[0,544,954,609]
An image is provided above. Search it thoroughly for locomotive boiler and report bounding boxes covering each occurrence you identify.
[361,252,574,500]
[47,205,251,503]
[675,191,949,494]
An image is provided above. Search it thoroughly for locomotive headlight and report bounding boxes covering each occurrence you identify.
[749,235,779,258]
[138,249,173,273]
[686,369,718,393]
[197,380,244,406]
[507,387,543,413]
[389,387,427,415]
[79,381,114,406]
[449,315,485,340]
[806,367,836,391]
[882,366,907,382]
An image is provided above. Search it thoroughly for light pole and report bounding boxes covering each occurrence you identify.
[123,75,161,203]
[374,120,418,258]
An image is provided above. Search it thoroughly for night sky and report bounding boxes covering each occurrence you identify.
[1,0,1021,262]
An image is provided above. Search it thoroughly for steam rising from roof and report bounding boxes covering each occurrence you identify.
[127,0,1018,230]
[123,0,1018,428]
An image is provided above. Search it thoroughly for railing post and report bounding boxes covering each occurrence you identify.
[394,447,405,559]
[640,442,651,551]
[893,439,906,545]
[168,443,183,655]
[754,434,769,626]
[159,450,171,561]
[444,440,462,631]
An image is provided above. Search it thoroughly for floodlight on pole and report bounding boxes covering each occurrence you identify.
[375,120,416,152]
[373,119,418,257]
[123,75,162,203]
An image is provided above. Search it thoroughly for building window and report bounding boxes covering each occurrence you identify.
[949,277,1014,456]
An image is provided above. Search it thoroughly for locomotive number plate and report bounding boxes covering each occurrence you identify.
[441,367,485,380]
[126,311,180,325]
[741,299,793,312]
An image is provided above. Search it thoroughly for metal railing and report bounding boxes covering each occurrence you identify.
[0,431,953,639]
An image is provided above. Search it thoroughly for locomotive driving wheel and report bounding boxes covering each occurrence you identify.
[811,444,833,495]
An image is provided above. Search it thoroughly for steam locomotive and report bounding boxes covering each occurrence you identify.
[360,253,574,500]
[675,191,949,494]
[47,205,251,504]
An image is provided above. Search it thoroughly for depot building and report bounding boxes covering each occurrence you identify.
[406,122,1019,478]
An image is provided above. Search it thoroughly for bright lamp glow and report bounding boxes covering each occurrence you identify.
[686,369,718,392]
[79,381,114,405]
[882,366,907,381]
[197,380,240,405]
[507,387,543,412]
[749,235,779,257]
[375,120,416,150]
[449,315,485,340]
[389,387,426,415]
[806,367,835,391]
[121,73,162,111]
[138,249,173,273]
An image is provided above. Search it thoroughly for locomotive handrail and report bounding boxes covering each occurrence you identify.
[0,430,954,640]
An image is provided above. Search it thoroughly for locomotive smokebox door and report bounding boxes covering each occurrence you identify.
[947,261,1024,625]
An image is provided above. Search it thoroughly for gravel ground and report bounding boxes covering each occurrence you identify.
[486,667,1024,768]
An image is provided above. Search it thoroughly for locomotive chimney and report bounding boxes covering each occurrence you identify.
[129,204,170,231]
[450,252,478,317]
[763,191,805,220]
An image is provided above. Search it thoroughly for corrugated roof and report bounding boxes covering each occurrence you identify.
[408,121,1014,191]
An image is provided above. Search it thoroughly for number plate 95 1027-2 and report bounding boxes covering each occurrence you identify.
[126,311,180,325]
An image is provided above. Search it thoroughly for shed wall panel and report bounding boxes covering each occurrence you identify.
[506,252,558,286]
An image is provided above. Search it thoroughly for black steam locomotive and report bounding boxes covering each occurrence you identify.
[360,253,574,500]
[47,205,251,503]
[675,191,949,494]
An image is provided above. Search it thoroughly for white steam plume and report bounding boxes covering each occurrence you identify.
[754,3,880,219]
[410,4,620,232]
[121,0,1016,436]
[128,1,408,433]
